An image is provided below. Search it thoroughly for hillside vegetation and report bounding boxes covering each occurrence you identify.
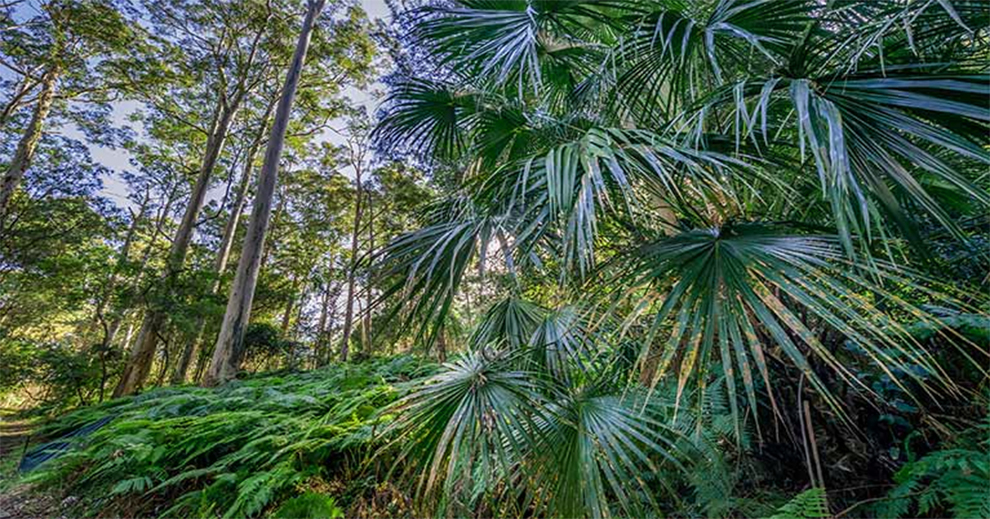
[1,0,988,518]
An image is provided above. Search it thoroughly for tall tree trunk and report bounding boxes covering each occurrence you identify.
[315,282,331,367]
[317,284,339,367]
[204,0,327,386]
[102,185,178,355]
[362,190,374,353]
[338,166,364,363]
[172,115,270,384]
[93,192,150,401]
[0,66,59,227]
[93,190,150,333]
[260,183,287,271]
[436,328,447,363]
[114,101,239,397]
[281,286,297,337]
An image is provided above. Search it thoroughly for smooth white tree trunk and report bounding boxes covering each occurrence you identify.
[172,113,272,384]
[114,100,238,397]
[205,0,327,386]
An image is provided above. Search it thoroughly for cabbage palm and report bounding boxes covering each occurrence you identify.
[376,0,989,516]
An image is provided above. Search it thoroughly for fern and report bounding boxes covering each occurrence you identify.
[768,488,830,519]
[272,492,343,519]
[873,413,990,519]
[26,356,435,518]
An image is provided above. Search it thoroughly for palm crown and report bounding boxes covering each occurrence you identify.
[374,0,989,516]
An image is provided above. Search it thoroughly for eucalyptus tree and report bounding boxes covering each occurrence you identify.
[374,0,990,515]
[169,91,279,384]
[358,160,433,352]
[335,113,374,362]
[206,0,379,385]
[115,0,338,395]
[0,0,145,226]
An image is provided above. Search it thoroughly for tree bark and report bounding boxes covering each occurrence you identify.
[172,115,270,384]
[93,192,150,401]
[93,190,150,333]
[317,283,339,367]
[204,0,327,386]
[315,282,331,367]
[363,190,374,352]
[436,328,447,363]
[339,168,364,362]
[0,66,59,227]
[114,101,238,397]
[280,286,297,337]
[103,185,178,354]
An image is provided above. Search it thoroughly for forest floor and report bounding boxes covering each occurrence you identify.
[0,413,67,519]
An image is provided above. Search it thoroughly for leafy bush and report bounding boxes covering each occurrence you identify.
[0,334,106,408]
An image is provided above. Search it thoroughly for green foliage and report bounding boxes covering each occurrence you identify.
[272,492,343,519]
[26,356,435,518]
[372,1,990,517]
[768,487,830,519]
[874,411,990,519]
[0,335,103,407]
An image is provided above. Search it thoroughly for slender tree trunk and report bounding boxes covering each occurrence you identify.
[172,116,270,384]
[205,0,327,386]
[292,294,305,341]
[102,186,177,352]
[317,284,340,367]
[93,192,150,400]
[436,329,447,363]
[315,283,331,367]
[171,332,199,385]
[281,289,296,337]
[114,102,239,397]
[339,168,364,362]
[316,284,331,335]
[93,191,150,332]
[0,66,59,227]
[362,190,374,352]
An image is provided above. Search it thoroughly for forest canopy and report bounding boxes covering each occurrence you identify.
[0,1,988,518]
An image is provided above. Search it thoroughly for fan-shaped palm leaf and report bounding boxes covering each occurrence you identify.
[611,223,988,432]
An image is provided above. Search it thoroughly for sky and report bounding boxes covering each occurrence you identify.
[58,0,392,209]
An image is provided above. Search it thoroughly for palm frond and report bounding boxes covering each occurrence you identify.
[611,223,988,429]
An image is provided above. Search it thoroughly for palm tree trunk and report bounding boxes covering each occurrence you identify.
[204,0,327,386]
[436,328,447,363]
[114,101,239,397]
[0,66,59,227]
